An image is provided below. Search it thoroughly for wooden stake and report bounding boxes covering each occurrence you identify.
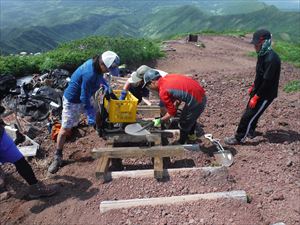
[100,190,248,213]
[109,166,223,179]
[91,145,185,159]
[153,157,163,179]
[95,156,110,181]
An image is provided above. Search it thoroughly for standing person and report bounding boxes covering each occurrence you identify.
[48,51,120,174]
[143,70,206,144]
[119,65,167,102]
[0,109,58,199]
[224,29,281,145]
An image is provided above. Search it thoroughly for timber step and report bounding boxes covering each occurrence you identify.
[100,190,248,213]
[91,145,186,181]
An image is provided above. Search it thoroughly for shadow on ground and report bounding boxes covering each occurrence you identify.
[29,175,99,214]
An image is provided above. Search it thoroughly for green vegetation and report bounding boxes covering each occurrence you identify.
[247,41,300,68]
[284,80,300,93]
[273,41,300,67]
[0,36,163,77]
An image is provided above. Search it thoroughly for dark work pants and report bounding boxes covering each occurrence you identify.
[14,157,38,185]
[179,96,207,144]
[235,98,273,142]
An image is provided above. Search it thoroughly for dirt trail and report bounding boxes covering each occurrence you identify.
[1,35,299,225]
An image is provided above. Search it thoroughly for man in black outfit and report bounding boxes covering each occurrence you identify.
[224,29,281,145]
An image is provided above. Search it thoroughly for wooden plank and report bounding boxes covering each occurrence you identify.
[95,156,110,181]
[153,157,163,179]
[100,190,248,213]
[91,145,185,159]
[105,133,161,146]
[138,106,160,110]
[142,97,152,106]
[109,167,223,179]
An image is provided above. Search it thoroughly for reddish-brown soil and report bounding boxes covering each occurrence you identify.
[1,35,299,225]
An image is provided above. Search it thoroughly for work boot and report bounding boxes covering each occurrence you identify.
[0,167,5,190]
[224,136,241,145]
[28,181,59,199]
[247,130,256,139]
[48,155,63,174]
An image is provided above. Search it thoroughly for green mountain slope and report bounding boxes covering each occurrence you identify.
[1,3,299,54]
[144,5,300,42]
[141,5,208,38]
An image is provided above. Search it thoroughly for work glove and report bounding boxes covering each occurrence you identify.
[103,86,112,95]
[152,118,161,128]
[119,90,127,100]
[248,83,254,95]
[249,95,260,109]
[86,107,96,126]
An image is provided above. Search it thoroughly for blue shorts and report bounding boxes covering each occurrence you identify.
[0,130,23,164]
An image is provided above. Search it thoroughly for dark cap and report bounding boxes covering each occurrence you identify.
[142,69,161,88]
[251,29,271,45]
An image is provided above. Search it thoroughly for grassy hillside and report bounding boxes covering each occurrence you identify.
[1,3,299,54]
[0,36,163,77]
[145,5,300,43]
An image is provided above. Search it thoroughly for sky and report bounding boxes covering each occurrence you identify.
[260,0,300,10]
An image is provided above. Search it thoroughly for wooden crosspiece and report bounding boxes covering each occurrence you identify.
[91,145,185,181]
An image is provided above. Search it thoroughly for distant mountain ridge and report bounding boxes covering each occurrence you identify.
[1,1,299,54]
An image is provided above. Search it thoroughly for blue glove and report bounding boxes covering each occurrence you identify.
[86,107,96,126]
[103,86,112,94]
[119,90,127,100]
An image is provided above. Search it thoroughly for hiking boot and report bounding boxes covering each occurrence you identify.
[247,130,256,139]
[48,155,63,174]
[0,167,5,190]
[28,181,59,199]
[224,136,240,145]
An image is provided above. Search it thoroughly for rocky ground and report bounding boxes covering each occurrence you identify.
[0,34,299,225]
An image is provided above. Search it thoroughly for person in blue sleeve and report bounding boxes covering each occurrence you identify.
[0,105,58,199]
[48,51,120,174]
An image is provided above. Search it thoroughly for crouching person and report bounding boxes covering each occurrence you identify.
[143,70,206,144]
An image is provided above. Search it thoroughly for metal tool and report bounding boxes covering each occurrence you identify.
[135,121,154,132]
[124,123,151,136]
[204,133,233,167]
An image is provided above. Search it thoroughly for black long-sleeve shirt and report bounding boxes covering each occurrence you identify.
[251,50,281,100]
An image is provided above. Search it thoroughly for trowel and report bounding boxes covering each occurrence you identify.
[204,133,233,167]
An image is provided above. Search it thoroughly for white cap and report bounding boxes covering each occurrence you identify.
[128,65,152,83]
[101,51,120,76]
[128,65,168,84]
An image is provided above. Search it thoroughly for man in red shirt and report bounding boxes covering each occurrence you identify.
[143,70,206,144]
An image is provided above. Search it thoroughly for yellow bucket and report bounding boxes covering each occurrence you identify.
[104,90,138,123]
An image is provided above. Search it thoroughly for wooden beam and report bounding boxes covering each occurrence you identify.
[100,190,248,213]
[109,166,223,179]
[95,156,110,181]
[153,157,163,179]
[138,106,160,110]
[142,97,152,106]
[91,145,185,159]
[105,133,161,146]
